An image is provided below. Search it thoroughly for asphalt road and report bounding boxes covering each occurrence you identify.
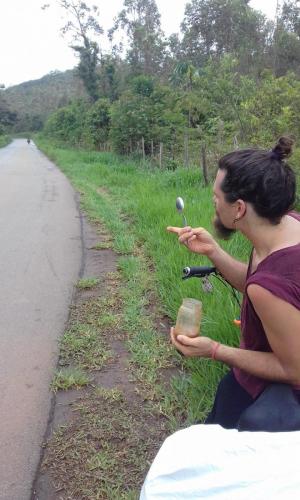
[0,139,82,500]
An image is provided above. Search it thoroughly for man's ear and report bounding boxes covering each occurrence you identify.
[236,199,247,220]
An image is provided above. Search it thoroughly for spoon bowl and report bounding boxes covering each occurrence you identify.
[176,197,187,227]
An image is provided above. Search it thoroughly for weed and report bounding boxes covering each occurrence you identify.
[59,322,112,370]
[91,242,112,250]
[51,367,90,392]
[76,277,100,289]
[43,389,168,498]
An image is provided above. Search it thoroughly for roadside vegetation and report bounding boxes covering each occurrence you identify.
[38,138,250,416]
[33,138,252,498]
[0,135,11,148]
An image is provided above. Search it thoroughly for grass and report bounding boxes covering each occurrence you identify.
[43,387,168,499]
[60,320,113,370]
[76,277,100,289]
[36,138,254,495]
[91,241,113,250]
[37,137,249,419]
[51,367,91,392]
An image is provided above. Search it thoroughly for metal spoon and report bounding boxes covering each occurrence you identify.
[176,197,188,227]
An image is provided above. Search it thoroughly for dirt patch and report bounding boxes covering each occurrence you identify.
[32,212,176,499]
[96,186,111,198]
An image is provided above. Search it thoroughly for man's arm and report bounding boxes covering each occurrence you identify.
[220,284,300,384]
[208,245,248,293]
[172,284,300,384]
[167,226,248,292]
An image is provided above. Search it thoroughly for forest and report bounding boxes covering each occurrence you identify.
[2,0,300,170]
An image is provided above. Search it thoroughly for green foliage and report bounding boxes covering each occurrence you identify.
[44,99,88,144]
[98,55,120,102]
[0,89,18,133]
[73,39,100,102]
[109,81,185,154]
[41,50,300,163]
[242,70,300,143]
[83,98,111,148]
[181,0,270,71]
[131,75,154,96]
[28,0,300,160]
[0,135,11,147]
[195,56,256,140]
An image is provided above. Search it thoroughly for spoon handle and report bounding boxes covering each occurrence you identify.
[182,215,188,227]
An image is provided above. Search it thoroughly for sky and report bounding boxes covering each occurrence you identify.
[0,0,278,88]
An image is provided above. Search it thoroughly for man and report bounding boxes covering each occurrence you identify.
[167,136,300,428]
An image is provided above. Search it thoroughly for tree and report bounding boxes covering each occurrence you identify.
[83,98,111,148]
[43,1,103,101]
[180,0,270,73]
[280,0,300,35]
[109,0,166,77]
[0,86,18,133]
[191,55,256,141]
[242,70,300,143]
[98,55,120,102]
[110,76,184,155]
[272,1,300,76]
[171,62,199,127]
[44,99,88,143]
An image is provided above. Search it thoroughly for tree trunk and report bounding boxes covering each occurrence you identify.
[201,143,208,187]
[159,143,163,169]
[142,137,145,162]
[184,133,189,168]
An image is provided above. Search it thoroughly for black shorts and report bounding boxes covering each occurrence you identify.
[205,370,254,429]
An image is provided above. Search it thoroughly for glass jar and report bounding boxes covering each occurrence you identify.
[174,298,202,338]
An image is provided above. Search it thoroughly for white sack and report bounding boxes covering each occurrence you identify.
[140,424,300,500]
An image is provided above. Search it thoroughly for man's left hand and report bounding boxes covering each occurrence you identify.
[170,327,215,358]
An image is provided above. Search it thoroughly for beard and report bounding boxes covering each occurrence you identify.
[213,214,236,240]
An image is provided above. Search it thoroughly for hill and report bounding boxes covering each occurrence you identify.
[4,70,87,129]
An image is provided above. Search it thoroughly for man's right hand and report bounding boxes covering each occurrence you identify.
[166,226,219,259]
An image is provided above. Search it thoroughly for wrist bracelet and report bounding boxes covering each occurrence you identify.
[211,342,220,360]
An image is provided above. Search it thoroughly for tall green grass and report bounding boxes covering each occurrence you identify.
[38,138,251,420]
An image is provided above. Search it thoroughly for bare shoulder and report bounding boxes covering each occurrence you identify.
[286,214,300,242]
[247,284,300,319]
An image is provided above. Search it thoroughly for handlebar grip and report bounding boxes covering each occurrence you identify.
[182,266,217,279]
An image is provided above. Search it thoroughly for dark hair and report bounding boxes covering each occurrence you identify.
[218,136,296,224]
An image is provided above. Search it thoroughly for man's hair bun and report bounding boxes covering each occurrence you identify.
[271,136,295,161]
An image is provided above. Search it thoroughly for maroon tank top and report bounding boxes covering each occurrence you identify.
[233,211,300,398]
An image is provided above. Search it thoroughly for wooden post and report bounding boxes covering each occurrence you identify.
[159,142,163,169]
[142,136,145,162]
[151,140,154,158]
[217,119,224,146]
[184,133,189,167]
[201,143,208,186]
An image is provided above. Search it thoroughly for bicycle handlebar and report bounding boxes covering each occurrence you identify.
[182,266,217,279]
